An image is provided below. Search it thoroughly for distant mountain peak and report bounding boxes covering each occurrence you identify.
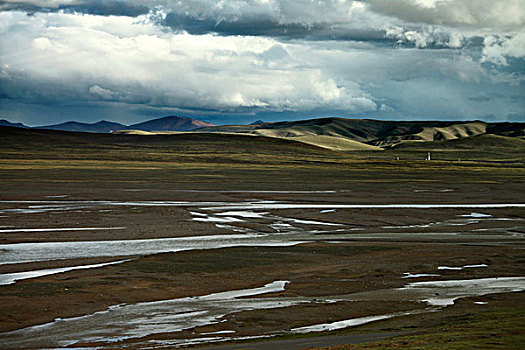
[39,120,126,133]
[93,120,118,125]
[127,115,215,132]
[24,116,215,133]
[0,119,28,128]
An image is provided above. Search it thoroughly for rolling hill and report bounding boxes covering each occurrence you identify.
[0,125,336,166]
[1,117,523,162]
[2,116,524,153]
[197,118,525,151]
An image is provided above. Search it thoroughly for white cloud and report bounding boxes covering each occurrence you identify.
[32,37,52,50]
[0,10,375,113]
[88,85,116,100]
[386,25,465,48]
[482,33,525,65]
[136,0,362,26]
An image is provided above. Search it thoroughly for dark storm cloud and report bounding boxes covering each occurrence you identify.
[65,1,149,17]
[0,0,149,16]
[164,12,400,44]
[367,0,525,31]
[165,12,321,38]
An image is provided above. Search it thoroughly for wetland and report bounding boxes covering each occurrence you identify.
[0,126,524,349]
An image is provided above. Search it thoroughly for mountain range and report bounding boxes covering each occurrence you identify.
[2,116,524,151]
[38,120,127,133]
[0,116,215,133]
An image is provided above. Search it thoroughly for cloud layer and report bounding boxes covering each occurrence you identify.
[0,0,523,125]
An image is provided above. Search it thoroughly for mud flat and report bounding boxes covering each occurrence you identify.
[0,194,524,348]
[4,276,524,349]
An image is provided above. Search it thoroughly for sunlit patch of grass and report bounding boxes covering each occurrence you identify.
[321,299,525,350]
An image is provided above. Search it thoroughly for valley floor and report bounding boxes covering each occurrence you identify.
[0,128,523,349]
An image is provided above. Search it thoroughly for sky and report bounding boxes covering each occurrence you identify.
[0,0,524,126]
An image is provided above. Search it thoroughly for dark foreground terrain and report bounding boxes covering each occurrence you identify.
[0,126,524,349]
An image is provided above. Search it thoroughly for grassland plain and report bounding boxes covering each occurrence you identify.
[0,126,524,192]
[0,125,524,349]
